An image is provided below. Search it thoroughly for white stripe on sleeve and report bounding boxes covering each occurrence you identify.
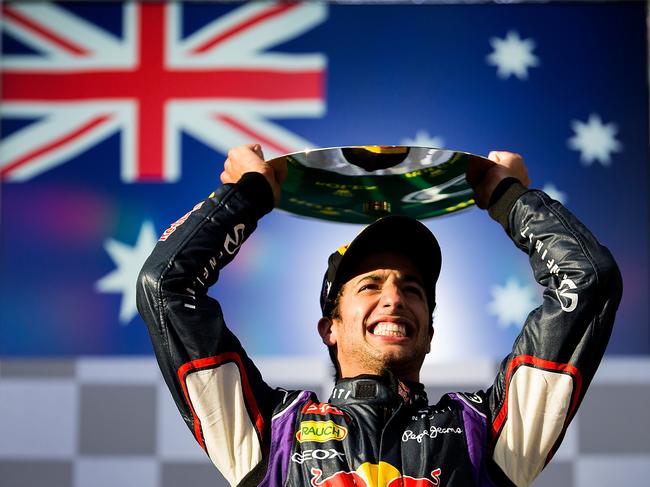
[186,362,262,486]
[493,366,573,487]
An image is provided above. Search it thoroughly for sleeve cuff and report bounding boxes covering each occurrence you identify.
[233,172,275,219]
[487,178,530,232]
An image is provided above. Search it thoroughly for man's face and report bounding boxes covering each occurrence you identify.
[326,252,433,382]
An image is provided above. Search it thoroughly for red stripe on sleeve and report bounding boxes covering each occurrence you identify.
[491,355,583,440]
[177,352,265,451]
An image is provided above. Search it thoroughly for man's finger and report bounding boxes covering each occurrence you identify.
[472,184,488,209]
[465,155,494,188]
[251,144,265,160]
[272,158,288,185]
[487,151,501,163]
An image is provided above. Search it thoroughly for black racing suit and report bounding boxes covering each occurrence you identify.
[137,172,622,487]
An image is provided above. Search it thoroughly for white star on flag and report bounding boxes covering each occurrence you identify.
[487,30,540,80]
[542,183,568,205]
[401,130,445,149]
[96,220,159,324]
[488,277,540,329]
[568,114,622,166]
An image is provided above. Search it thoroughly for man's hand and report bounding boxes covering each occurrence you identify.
[466,151,531,209]
[220,144,287,207]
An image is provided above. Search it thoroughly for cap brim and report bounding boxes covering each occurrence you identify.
[334,215,442,299]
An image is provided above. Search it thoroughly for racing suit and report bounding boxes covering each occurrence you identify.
[137,172,622,487]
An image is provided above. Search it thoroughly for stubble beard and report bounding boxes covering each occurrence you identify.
[352,341,425,379]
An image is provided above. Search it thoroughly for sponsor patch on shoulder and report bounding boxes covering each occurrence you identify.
[302,401,346,417]
[159,201,204,241]
[296,420,348,443]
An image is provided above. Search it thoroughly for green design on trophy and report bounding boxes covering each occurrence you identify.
[269,146,486,223]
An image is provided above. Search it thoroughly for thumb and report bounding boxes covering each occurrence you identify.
[487,151,503,163]
[252,144,265,160]
[273,157,288,185]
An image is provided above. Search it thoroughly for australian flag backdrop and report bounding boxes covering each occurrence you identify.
[1,1,648,361]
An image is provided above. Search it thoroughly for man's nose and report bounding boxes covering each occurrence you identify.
[379,282,405,308]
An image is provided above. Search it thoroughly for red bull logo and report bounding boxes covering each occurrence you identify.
[311,468,364,486]
[387,469,441,487]
[310,463,441,487]
[159,201,204,241]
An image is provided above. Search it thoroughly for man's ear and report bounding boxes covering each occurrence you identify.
[318,317,337,346]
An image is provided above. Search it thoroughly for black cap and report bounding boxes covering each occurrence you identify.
[320,215,442,316]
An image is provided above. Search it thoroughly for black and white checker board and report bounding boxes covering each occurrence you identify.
[1,357,649,487]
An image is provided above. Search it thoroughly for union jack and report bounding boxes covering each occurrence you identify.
[0,2,327,182]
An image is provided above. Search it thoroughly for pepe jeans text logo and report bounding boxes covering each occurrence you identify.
[402,426,463,443]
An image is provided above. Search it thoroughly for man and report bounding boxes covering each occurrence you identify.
[137,145,622,487]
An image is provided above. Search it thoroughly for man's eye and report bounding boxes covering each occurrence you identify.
[359,284,378,292]
[405,285,425,297]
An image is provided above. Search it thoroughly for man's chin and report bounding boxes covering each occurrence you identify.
[376,349,421,369]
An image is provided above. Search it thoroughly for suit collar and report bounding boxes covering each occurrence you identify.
[329,373,428,407]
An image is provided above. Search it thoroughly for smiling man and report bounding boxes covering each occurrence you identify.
[318,225,440,383]
[137,145,622,487]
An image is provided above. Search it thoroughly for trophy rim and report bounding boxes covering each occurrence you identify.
[269,145,484,224]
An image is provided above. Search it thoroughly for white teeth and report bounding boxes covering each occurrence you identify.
[372,323,406,337]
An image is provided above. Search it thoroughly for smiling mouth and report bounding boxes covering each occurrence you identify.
[371,322,408,337]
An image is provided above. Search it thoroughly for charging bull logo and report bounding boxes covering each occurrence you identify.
[310,462,441,486]
[311,468,364,486]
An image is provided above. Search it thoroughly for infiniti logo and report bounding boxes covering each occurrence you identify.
[555,278,578,312]
[224,223,246,255]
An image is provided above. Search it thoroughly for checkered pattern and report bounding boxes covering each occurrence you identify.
[1,357,649,487]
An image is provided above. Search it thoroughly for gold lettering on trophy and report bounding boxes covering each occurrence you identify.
[444,200,474,213]
[314,182,377,191]
[288,197,350,216]
[404,167,445,179]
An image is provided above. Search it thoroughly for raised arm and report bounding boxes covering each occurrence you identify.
[137,145,288,485]
[469,151,623,487]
